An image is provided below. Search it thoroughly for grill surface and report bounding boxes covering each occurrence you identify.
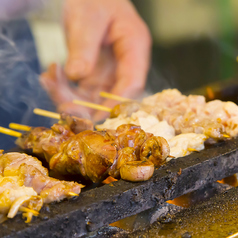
[1,137,238,238]
[131,185,238,237]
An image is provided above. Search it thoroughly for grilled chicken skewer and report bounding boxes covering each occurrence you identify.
[14,119,170,183]
[15,112,93,161]
[49,124,170,183]
[0,151,83,223]
[98,89,236,141]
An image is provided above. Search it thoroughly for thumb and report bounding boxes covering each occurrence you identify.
[64,1,110,81]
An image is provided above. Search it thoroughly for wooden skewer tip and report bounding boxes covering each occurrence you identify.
[67,192,79,197]
[9,123,31,131]
[0,127,22,137]
[99,91,131,102]
[33,108,60,120]
[19,207,39,216]
[72,100,112,112]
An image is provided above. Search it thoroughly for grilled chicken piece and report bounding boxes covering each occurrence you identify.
[168,133,207,158]
[0,152,48,176]
[16,124,75,162]
[174,112,226,140]
[59,112,94,134]
[0,176,23,194]
[115,124,149,157]
[50,124,170,183]
[15,115,94,162]
[0,154,43,222]
[0,186,41,223]
[0,153,83,203]
[49,138,86,177]
[76,130,118,183]
[19,164,83,203]
[108,147,137,178]
[0,151,84,223]
[110,101,142,118]
[140,136,170,167]
[96,111,176,142]
[50,130,118,183]
[120,160,154,182]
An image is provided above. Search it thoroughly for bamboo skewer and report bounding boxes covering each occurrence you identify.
[222,134,231,138]
[73,100,112,112]
[18,207,39,216]
[0,127,22,137]
[33,108,60,120]
[67,192,79,197]
[227,231,238,238]
[9,123,31,131]
[187,148,200,153]
[99,91,131,102]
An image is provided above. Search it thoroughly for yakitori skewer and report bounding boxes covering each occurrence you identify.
[33,108,60,120]
[0,121,171,184]
[99,91,131,102]
[9,123,31,131]
[0,150,83,223]
[0,127,22,137]
[73,99,112,112]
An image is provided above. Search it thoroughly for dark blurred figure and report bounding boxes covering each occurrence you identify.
[0,20,55,150]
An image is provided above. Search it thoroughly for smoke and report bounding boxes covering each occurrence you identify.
[142,64,175,99]
[0,19,56,150]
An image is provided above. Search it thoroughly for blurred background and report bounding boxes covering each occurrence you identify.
[29,0,238,94]
[2,0,238,150]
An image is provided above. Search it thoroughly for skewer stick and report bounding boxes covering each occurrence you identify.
[99,91,131,102]
[167,155,175,158]
[33,108,60,120]
[19,207,39,216]
[9,123,31,131]
[67,192,79,197]
[187,148,199,153]
[73,100,112,112]
[222,134,230,138]
[0,127,22,137]
[227,231,238,238]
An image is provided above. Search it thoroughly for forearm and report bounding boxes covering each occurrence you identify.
[0,0,47,20]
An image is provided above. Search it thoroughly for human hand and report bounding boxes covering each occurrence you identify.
[41,0,151,121]
[40,47,116,119]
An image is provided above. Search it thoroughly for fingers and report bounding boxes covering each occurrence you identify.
[57,102,94,119]
[109,8,152,99]
[64,0,111,80]
[94,1,152,121]
[43,0,151,122]
[40,64,92,116]
[40,64,74,104]
[40,65,94,119]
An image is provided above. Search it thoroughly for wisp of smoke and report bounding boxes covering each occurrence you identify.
[0,20,56,150]
[142,64,175,100]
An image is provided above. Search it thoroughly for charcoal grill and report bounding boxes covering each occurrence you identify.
[2,79,238,238]
[1,136,238,238]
